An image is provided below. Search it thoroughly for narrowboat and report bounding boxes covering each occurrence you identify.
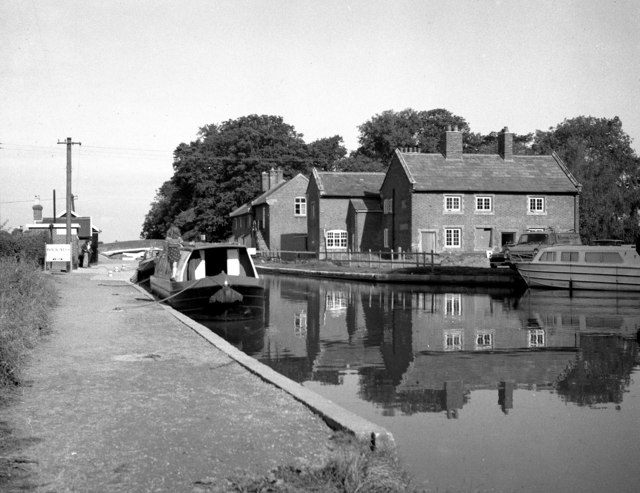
[149,243,264,317]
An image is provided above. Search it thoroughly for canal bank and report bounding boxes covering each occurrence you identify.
[0,259,393,492]
[255,260,526,288]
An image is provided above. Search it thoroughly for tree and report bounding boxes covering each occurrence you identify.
[464,130,535,155]
[532,116,640,242]
[356,108,470,163]
[307,136,347,171]
[141,115,346,241]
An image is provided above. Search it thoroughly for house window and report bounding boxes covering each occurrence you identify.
[475,196,492,212]
[383,228,389,248]
[326,230,347,249]
[445,293,461,316]
[528,197,545,214]
[383,198,393,214]
[475,330,494,350]
[294,197,306,216]
[528,329,545,348]
[294,310,307,337]
[445,228,461,248]
[444,195,461,212]
[444,329,463,351]
[326,291,347,311]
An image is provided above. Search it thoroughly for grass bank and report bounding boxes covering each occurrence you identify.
[217,432,416,492]
[0,258,57,393]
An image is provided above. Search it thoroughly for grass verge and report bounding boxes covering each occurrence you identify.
[205,432,416,492]
[0,258,57,393]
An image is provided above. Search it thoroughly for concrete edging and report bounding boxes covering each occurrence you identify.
[128,280,396,451]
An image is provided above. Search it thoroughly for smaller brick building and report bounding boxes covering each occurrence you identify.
[307,169,385,253]
[230,170,309,252]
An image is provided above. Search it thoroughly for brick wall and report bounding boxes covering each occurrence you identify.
[411,192,577,253]
[266,177,308,250]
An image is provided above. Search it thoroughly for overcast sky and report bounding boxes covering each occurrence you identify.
[2,0,639,243]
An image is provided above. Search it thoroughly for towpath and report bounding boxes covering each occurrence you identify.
[0,258,390,492]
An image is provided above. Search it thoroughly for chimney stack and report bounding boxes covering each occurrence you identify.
[441,125,463,160]
[498,126,513,161]
[261,171,269,192]
[32,196,43,222]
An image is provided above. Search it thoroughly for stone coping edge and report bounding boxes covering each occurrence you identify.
[128,281,396,451]
[256,265,523,286]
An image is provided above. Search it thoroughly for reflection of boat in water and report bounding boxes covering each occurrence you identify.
[149,243,264,317]
[518,289,640,338]
[514,244,640,291]
[191,311,266,354]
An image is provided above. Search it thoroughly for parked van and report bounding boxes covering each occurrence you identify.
[503,229,582,262]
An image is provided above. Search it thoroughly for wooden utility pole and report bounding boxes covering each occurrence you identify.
[57,138,81,244]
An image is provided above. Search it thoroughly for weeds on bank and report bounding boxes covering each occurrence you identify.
[0,257,56,391]
[215,433,415,493]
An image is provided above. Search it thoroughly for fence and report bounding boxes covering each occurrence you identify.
[256,249,441,270]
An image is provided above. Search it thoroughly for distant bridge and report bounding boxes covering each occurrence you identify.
[99,239,165,257]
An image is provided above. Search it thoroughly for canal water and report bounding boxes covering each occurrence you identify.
[193,275,640,492]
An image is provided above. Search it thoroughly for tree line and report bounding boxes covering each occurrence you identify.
[141,110,640,244]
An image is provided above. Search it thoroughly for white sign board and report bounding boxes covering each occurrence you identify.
[46,244,71,262]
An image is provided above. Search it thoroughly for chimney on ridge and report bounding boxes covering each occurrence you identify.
[498,126,513,161]
[441,125,463,160]
[32,196,43,222]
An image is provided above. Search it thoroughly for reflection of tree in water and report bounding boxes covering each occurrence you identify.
[358,368,470,417]
[555,334,638,406]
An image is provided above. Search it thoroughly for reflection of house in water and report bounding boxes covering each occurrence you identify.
[253,277,640,417]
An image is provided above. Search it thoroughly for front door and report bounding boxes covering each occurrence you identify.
[421,231,436,252]
[475,228,492,251]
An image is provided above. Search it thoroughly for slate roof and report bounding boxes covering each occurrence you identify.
[313,170,385,197]
[397,151,580,194]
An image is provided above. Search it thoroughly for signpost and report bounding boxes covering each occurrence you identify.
[45,244,71,271]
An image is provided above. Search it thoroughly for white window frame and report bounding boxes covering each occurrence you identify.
[445,293,462,316]
[383,198,393,214]
[444,195,462,212]
[326,230,347,249]
[528,329,545,348]
[528,197,546,215]
[475,330,494,350]
[475,196,493,212]
[444,329,464,351]
[294,197,307,217]
[444,228,461,248]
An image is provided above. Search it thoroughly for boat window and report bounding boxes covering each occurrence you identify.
[539,251,556,262]
[584,252,624,263]
[560,251,579,262]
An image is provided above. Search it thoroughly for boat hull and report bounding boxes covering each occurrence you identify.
[515,260,640,292]
[150,273,264,317]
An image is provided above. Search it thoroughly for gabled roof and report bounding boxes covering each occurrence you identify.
[312,169,385,197]
[229,174,309,217]
[396,150,581,194]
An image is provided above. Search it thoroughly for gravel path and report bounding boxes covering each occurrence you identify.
[0,262,334,492]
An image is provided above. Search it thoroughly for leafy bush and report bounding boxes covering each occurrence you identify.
[0,257,56,391]
[0,226,47,264]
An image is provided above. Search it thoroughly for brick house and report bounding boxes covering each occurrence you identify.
[229,169,309,252]
[380,127,582,255]
[307,168,385,253]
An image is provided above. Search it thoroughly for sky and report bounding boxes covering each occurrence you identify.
[2,0,639,243]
